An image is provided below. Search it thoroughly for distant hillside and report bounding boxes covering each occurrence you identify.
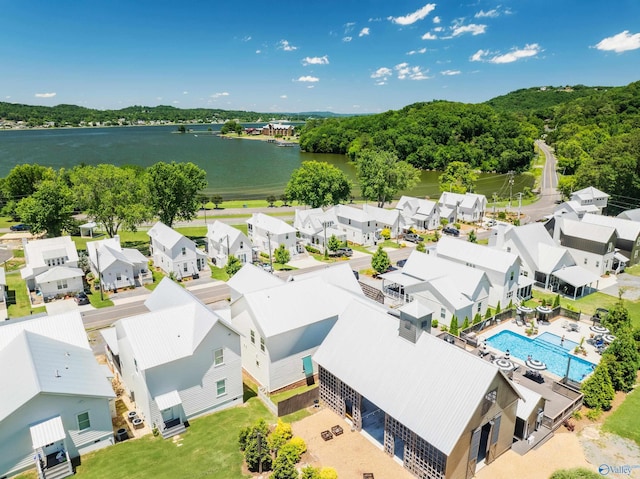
[485,85,610,117]
[0,103,314,127]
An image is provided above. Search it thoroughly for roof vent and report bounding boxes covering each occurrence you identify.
[55,369,61,378]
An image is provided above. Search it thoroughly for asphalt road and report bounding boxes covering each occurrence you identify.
[518,140,561,222]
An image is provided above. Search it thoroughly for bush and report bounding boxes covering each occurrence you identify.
[586,407,602,421]
[278,442,303,464]
[268,419,293,454]
[549,468,601,479]
[319,468,338,479]
[288,436,307,456]
[571,409,583,421]
[274,244,291,265]
[431,319,439,329]
[581,363,614,410]
[380,228,391,240]
[305,245,320,254]
[271,454,297,479]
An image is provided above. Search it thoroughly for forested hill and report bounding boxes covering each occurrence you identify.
[485,85,609,117]
[298,101,539,174]
[0,103,309,126]
[547,80,640,211]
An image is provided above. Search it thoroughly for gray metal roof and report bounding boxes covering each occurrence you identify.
[148,221,186,248]
[552,265,601,287]
[227,263,284,299]
[314,299,507,456]
[437,236,518,274]
[35,265,84,283]
[246,212,296,235]
[30,416,66,449]
[582,213,640,242]
[560,217,616,244]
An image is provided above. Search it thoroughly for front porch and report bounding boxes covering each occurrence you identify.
[31,416,74,479]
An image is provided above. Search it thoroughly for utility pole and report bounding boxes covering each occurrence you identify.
[508,171,515,212]
[517,192,523,219]
[226,235,230,264]
[96,246,104,301]
[492,192,497,216]
[266,232,273,272]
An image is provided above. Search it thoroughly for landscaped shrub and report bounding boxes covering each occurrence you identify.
[278,442,303,464]
[288,436,307,456]
[449,316,459,336]
[581,363,615,410]
[268,419,293,455]
[305,245,321,254]
[473,313,482,325]
[431,319,439,329]
[553,294,561,308]
[319,468,338,479]
[380,228,391,240]
[549,467,601,479]
[586,407,602,421]
[274,244,290,265]
[271,454,297,479]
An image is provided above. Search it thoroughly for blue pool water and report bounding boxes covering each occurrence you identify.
[487,330,596,382]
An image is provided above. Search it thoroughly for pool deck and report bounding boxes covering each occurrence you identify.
[472,314,598,454]
[476,314,602,373]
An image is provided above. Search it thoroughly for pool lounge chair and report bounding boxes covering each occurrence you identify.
[515,317,525,327]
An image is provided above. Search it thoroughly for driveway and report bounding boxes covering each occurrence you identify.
[600,273,640,300]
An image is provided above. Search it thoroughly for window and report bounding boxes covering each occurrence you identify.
[183,263,188,272]
[607,243,613,253]
[57,279,68,290]
[481,388,497,415]
[260,337,265,352]
[77,411,91,431]
[348,219,351,225]
[248,224,253,232]
[596,261,600,268]
[440,308,446,319]
[506,247,511,253]
[507,291,513,299]
[214,348,224,366]
[181,247,186,255]
[477,302,482,312]
[216,379,226,397]
[240,241,244,249]
[116,273,122,281]
[510,271,514,281]
[250,330,255,344]
[523,271,529,277]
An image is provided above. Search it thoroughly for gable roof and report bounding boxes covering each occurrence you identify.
[396,196,437,217]
[571,186,609,200]
[286,263,363,296]
[0,312,115,422]
[559,217,616,244]
[437,236,518,274]
[617,208,640,222]
[501,223,575,274]
[147,221,187,248]
[328,204,372,223]
[206,221,247,244]
[247,213,296,235]
[362,204,399,226]
[35,265,84,283]
[227,263,284,299]
[119,279,237,370]
[23,236,79,269]
[438,192,486,210]
[242,277,359,338]
[314,299,512,456]
[401,250,488,299]
[582,213,640,242]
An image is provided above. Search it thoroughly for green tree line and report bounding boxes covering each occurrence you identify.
[298,101,540,173]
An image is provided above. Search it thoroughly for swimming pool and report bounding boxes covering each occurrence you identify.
[486,330,596,382]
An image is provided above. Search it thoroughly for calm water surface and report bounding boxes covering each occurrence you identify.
[0,125,533,200]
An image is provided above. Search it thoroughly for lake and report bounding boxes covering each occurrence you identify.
[0,125,533,200]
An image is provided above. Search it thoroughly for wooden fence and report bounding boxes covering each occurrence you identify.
[277,388,320,417]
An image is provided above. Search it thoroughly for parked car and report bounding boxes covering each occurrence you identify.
[259,263,274,273]
[335,247,353,257]
[485,219,497,227]
[75,292,90,305]
[443,226,460,237]
[9,223,30,231]
[404,233,424,243]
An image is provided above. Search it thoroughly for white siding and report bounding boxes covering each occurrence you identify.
[38,276,84,299]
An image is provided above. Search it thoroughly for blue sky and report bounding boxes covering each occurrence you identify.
[1,0,639,114]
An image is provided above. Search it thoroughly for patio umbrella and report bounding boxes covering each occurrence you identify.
[590,325,609,334]
[603,334,616,344]
[525,358,547,370]
[493,358,516,371]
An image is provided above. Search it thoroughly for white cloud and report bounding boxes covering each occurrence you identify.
[352,105,360,109]
[183,91,189,95]
[470,49,489,62]
[280,95,288,99]
[370,67,393,79]
[242,35,252,42]
[343,36,352,42]
[407,48,427,55]
[395,62,430,80]
[278,39,298,51]
[307,85,315,89]
[256,49,261,54]
[388,3,436,26]
[344,22,356,30]
[471,44,542,63]
[441,69,461,75]
[5,96,10,99]
[35,92,56,98]
[433,16,441,24]
[375,80,387,86]
[296,76,320,82]
[595,31,640,52]
[172,100,180,104]
[452,24,486,36]
[211,92,230,98]
[422,32,437,40]
[359,27,370,37]
[475,9,499,18]
[302,55,329,66]
[433,26,443,32]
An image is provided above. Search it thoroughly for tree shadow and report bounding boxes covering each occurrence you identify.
[243,382,258,402]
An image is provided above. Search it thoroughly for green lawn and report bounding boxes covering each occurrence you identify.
[270,384,318,404]
[5,272,46,318]
[145,270,166,291]
[602,386,640,445]
[211,265,230,281]
[50,395,274,479]
[88,289,114,308]
[624,264,640,277]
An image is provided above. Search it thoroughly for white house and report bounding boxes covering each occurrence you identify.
[379,250,491,325]
[438,192,487,223]
[293,208,345,252]
[436,236,520,307]
[489,223,575,293]
[147,221,207,280]
[230,265,364,392]
[0,313,115,478]
[0,267,6,302]
[21,236,84,301]
[570,186,609,213]
[227,263,284,303]
[547,216,617,277]
[395,195,440,231]
[247,213,298,258]
[362,204,403,239]
[553,200,600,219]
[206,221,252,268]
[87,236,151,291]
[327,204,378,246]
[109,278,242,439]
[581,213,640,267]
